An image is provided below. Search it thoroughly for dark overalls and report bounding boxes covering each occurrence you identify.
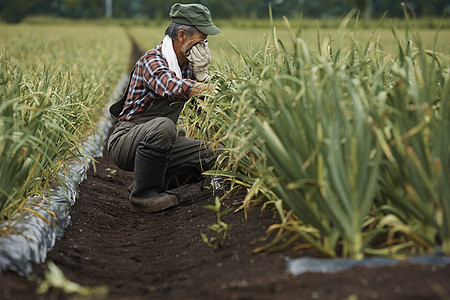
[107,71,218,191]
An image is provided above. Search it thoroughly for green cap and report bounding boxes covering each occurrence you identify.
[169,3,221,36]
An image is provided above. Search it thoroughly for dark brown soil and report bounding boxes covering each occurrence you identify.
[1,133,450,300]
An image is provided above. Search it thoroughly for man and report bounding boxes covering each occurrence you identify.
[108,3,221,213]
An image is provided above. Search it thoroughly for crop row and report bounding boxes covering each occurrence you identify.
[182,15,449,259]
[0,24,130,227]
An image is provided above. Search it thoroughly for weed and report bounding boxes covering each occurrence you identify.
[36,261,108,299]
[105,167,117,179]
[201,197,233,250]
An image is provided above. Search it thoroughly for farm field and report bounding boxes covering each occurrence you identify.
[128,24,450,65]
[0,17,449,299]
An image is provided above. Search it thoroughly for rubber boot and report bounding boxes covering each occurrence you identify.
[129,142,178,213]
[128,163,202,192]
[163,163,203,190]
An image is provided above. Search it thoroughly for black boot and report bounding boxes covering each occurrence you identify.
[163,149,219,190]
[164,163,204,190]
[130,142,178,213]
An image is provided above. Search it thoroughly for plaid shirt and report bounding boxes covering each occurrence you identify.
[118,42,196,121]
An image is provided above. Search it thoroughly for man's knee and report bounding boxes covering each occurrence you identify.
[143,117,177,150]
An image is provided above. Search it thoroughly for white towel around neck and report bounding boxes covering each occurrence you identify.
[161,35,182,79]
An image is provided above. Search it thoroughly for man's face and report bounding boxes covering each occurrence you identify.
[180,29,208,57]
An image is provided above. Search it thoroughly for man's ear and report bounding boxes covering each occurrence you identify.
[177,29,186,42]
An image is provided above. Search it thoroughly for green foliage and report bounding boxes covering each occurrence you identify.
[105,168,117,179]
[373,26,450,254]
[201,197,233,250]
[0,24,129,225]
[36,261,108,298]
[184,13,449,258]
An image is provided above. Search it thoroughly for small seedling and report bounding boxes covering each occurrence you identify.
[105,167,116,179]
[201,196,233,250]
[36,261,108,298]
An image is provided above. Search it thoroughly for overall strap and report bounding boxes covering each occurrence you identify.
[109,67,136,119]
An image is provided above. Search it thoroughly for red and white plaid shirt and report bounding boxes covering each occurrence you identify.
[118,42,196,121]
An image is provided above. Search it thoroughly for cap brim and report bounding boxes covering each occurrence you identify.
[197,24,221,35]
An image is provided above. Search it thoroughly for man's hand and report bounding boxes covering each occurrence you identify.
[190,43,211,82]
[188,82,215,97]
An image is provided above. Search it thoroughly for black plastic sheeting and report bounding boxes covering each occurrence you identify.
[0,75,127,276]
[287,249,450,275]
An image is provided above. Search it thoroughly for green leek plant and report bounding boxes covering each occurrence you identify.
[374,23,449,254]
[184,12,449,258]
[0,58,59,222]
[0,24,130,229]
[233,14,386,259]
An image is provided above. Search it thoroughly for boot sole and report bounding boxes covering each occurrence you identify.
[130,196,178,213]
[130,202,176,213]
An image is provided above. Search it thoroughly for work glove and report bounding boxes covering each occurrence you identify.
[189,42,211,82]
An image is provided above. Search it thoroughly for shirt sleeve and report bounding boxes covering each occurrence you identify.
[142,50,196,101]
